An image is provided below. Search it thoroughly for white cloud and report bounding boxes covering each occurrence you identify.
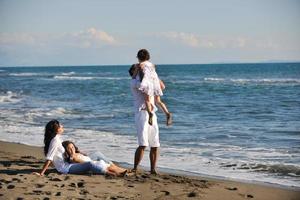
[154,31,284,51]
[155,31,248,49]
[0,28,118,49]
[87,28,116,44]
[70,28,118,48]
[157,32,200,47]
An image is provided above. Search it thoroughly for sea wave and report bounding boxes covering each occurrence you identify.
[233,163,300,177]
[204,77,300,85]
[9,72,44,77]
[0,69,7,76]
[0,91,22,103]
[53,75,128,80]
[61,72,76,76]
[54,75,94,80]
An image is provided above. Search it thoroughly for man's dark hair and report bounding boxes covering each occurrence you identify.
[137,49,150,62]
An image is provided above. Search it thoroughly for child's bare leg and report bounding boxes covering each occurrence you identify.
[155,96,172,126]
[144,94,153,125]
[105,170,117,176]
[107,164,127,176]
[109,164,127,174]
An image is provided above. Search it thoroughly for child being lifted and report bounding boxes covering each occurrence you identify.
[134,49,172,126]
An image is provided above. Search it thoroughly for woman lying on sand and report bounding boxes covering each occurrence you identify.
[34,120,127,177]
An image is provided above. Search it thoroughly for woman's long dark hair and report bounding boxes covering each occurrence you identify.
[44,120,60,156]
[62,140,81,163]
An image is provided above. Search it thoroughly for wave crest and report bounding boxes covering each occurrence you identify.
[204,77,300,85]
[0,91,22,103]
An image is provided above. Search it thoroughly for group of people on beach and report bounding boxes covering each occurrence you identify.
[34,49,172,177]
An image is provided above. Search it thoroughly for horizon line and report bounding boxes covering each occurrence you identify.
[1,61,300,68]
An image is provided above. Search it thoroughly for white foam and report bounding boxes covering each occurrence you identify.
[0,91,22,103]
[53,75,128,81]
[204,77,225,81]
[0,114,299,187]
[9,72,43,77]
[204,77,300,85]
[54,76,94,80]
[61,72,76,76]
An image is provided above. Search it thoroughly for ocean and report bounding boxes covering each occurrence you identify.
[0,63,299,187]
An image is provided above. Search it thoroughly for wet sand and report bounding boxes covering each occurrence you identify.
[0,140,299,200]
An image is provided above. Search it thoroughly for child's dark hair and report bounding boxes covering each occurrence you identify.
[137,49,150,62]
[128,63,145,81]
[128,64,136,77]
[62,140,81,163]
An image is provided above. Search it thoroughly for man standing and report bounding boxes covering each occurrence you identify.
[129,64,160,175]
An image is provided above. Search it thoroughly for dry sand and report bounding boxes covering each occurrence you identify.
[0,140,299,200]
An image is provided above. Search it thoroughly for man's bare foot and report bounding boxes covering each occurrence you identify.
[120,169,129,177]
[166,112,172,126]
[148,112,153,126]
[150,169,158,175]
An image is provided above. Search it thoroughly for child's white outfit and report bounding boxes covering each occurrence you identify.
[76,154,110,173]
[139,61,163,96]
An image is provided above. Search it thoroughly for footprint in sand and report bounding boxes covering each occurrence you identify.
[77,182,85,188]
[7,185,15,189]
[187,191,197,197]
[161,190,170,196]
[69,182,77,187]
[110,195,125,200]
[238,193,254,199]
[225,187,238,191]
[55,192,61,196]
[69,182,85,188]
[32,190,43,195]
[50,177,62,182]
[79,189,89,195]
[12,178,21,183]
[21,156,36,159]
[0,178,11,184]
[141,174,150,178]
[35,183,45,188]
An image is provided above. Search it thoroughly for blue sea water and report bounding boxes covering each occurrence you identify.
[0,63,300,187]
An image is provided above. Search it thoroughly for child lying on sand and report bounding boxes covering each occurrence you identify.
[62,140,127,177]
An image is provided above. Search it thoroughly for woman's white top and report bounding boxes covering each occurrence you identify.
[46,135,70,174]
[77,154,92,162]
[139,61,163,96]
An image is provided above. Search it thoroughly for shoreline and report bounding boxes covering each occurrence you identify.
[0,140,299,199]
[157,165,300,192]
[1,139,299,191]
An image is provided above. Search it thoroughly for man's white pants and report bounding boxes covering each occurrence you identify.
[135,110,160,147]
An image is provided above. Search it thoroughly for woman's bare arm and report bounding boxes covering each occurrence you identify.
[33,160,52,176]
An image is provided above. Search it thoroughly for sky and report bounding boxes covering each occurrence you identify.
[0,0,300,66]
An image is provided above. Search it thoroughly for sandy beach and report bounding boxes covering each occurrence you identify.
[0,141,299,200]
